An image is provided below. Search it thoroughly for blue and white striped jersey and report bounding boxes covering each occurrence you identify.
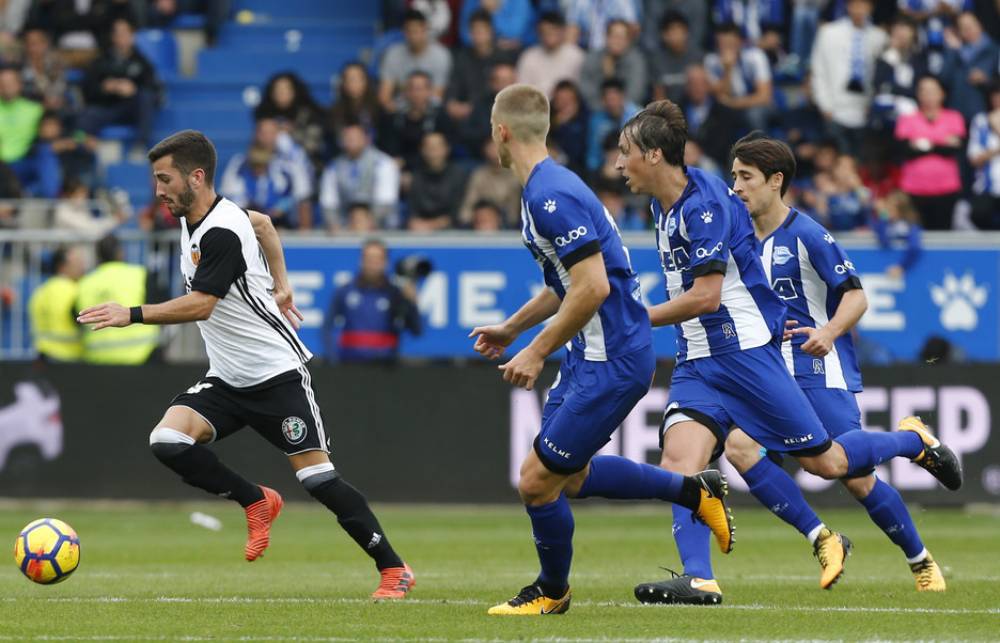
[653,167,786,363]
[760,209,863,391]
[968,111,1000,197]
[520,158,650,361]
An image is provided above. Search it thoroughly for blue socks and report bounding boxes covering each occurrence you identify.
[672,504,714,579]
[835,431,925,476]
[575,455,694,507]
[743,457,823,538]
[859,478,925,559]
[526,494,574,598]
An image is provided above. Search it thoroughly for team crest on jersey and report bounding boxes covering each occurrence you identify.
[666,215,677,236]
[773,246,794,265]
[282,416,308,444]
[190,243,201,266]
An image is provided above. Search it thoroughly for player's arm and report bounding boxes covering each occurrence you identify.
[469,287,561,360]
[499,253,609,390]
[788,288,867,357]
[77,290,219,329]
[647,273,723,326]
[248,209,303,328]
[787,234,867,356]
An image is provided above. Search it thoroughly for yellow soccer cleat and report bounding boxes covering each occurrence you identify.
[694,470,734,554]
[898,416,963,490]
[813,528,852,589]
[910,553,946,592]
[487,584,571,615]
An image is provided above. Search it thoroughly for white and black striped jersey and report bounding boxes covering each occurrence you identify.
[180,196,312,387]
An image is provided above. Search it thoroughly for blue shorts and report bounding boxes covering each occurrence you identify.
[672,342,831,455]
[802,387,870,475]
[536,346,656,474]
[663,362,734,462]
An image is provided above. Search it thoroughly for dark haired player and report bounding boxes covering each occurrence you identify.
[78,130,414,600]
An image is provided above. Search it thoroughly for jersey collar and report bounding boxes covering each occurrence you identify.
[762,208,799,243]
[186,195,224,235]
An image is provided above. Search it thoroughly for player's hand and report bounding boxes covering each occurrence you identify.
[788,325,835,357]
[273,288,304,330]
[783,319,800,342]
[498,346,544,390]
[77,302,131,330]
[469,323,517,361]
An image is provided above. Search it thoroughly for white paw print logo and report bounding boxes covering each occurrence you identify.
[701,210,713,223]
[543,199,557,213]
[930,271,988,331]
[823,233,835,244]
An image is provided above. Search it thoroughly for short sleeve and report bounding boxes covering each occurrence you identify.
[528,190,602,269]
[681,200,728,278]
[746,48,771,84]
[805,230,861,292]
[190,228,248,298]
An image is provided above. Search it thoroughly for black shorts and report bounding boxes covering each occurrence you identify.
[170,366,329,455]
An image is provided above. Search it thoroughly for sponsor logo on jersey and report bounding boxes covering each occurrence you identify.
[833,260,856,274]
[695,242,724,259]
[783,433,814,446]
[554,226,588,247]
[542,437,572,459]
[190,243,201,266]
[772,245,794,265]
[281,416,308,444]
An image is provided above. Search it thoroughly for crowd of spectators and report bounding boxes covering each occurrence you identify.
[231,0,999,241]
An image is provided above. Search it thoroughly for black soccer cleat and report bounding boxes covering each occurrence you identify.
[898,416,963,490]
[634,569,722,605]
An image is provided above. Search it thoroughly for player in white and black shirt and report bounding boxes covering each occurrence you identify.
[78,130,415,600]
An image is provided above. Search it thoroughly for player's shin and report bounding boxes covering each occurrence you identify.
[525,493,575,599]
[574,455,700,507]
[834,431,924,475]
[858,477,926,561]
[297,463,403,570]
[672,505,714,579]
[742,457,823,539]
[149,427,264,507]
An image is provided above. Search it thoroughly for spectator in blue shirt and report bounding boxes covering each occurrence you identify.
[459,0,534,51]
[549,79,590,175]
[873,190,923,280]
[323,239,421,363]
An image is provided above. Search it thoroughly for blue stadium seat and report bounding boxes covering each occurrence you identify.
[233,0,372,20]
[172,13,207,30]
[99,125,138,142]
[153,106,253,136]
[197,48,344,84]
[135,29,179,79]
[105,162,152,208]
[368,30,404,77]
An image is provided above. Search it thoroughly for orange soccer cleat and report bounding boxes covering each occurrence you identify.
[372,563,416,600]
[244,486,283,562]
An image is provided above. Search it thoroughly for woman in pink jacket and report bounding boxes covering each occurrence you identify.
[894,75,966,230]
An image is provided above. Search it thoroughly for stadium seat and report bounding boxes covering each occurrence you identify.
[197,48,345,85]
[135,29,179,79]
[98,125,138,142]
[105,162,152,210]
[172,13,207,30]
[233,0,375,21]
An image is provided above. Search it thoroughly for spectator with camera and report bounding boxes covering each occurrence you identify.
[322,238,422,363]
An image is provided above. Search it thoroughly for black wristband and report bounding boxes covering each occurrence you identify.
[129,306,144,324]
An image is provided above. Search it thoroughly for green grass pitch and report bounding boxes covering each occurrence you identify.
[1,502,998,641]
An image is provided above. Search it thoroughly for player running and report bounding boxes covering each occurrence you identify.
[727,133,946,591]
[613,102,961,604]
[470,84,733,616]
[77,130,414,600]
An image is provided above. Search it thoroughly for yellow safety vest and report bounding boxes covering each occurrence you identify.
[28,275,82,361]
[77,262,159,365]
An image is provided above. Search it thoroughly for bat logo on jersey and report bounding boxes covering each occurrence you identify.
[190,243,201,266]
[554,226,588,247]
[281,416,308,444]
[772,246,794,265]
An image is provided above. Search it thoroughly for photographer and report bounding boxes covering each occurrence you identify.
[322,239,422,363]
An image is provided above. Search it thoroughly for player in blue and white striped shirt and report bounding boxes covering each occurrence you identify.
[616,103,961,604]
[472,84,733,616]
[731,134,946,592]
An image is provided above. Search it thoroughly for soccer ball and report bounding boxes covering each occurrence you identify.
[13,518,80,584]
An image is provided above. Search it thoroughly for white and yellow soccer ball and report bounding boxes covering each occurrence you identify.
[13,518,81,584]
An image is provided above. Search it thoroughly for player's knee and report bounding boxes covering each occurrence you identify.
[148,427,196,462]
[724,431,760,471]
[799,456,842,480]
[296,461,339,497]
[518,471,558,505]
[841,474,876,499]
[659,448,705,475]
